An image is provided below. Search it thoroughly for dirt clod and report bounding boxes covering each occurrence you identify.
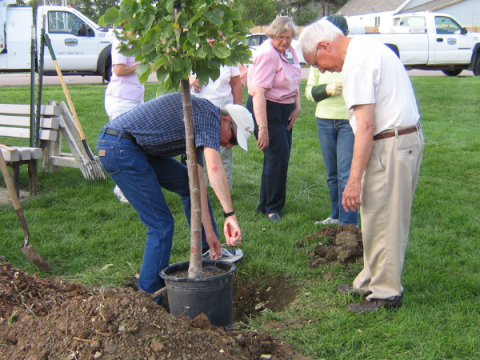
[298,225,363,267]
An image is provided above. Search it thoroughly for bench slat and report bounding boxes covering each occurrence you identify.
[9,146,43,160]
[0,104,60,116]
[0,126,58,141]
[0,148,20,162]
[0,115,60,129]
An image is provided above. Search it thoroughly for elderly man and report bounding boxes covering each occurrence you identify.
[300,20,424,313]
[97,92,254,301]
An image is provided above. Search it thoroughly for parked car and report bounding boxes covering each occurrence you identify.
[246,33,306,64]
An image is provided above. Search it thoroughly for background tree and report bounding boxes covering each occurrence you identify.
[292,6,318,25]
[231,0,277,26]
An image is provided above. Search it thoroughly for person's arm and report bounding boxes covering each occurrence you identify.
[287,93,302,131]
[342,104,375,212]
[250,86,269,150]
[230,75,243,105]
[196,163,221,259]
[113,63,140,77]
[203,147,242,247]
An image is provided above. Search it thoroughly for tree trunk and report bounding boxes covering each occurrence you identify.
[180,80,203,280]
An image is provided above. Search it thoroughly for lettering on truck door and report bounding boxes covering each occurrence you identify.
[431,15,472,65]
[44,9,98,71]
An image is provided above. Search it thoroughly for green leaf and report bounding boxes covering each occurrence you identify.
[206,11,223,26]
[137,64,152,83]
[99,8,119,25]
[166,0,174,13]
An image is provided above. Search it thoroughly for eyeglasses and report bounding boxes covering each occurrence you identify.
[276,36,292,42]
[229,121,238,146]
[310,48,320,69]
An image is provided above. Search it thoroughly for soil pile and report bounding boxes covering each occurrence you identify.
[0,262,310,360]
[298,225,363,267]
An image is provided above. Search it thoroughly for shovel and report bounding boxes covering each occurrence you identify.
[0,149,52,272]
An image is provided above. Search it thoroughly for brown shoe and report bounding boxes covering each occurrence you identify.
[337,284,372,297]
[347,296,402,314]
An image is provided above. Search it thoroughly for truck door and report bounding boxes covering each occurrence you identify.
[42,8,98,71]
[431,15,472,65]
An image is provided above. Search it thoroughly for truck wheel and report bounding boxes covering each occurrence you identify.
[442,69,463,76]
[474,57,480,76]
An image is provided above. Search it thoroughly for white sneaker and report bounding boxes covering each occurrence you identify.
[202,246,244,263]
[113,185,129,203]
[315,217,339,225]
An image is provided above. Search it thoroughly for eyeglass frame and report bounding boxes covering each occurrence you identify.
[229,120,238,146]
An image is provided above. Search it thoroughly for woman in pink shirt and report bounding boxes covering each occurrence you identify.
[247,17,302,222]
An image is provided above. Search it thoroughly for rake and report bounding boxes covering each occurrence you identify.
[43,34,104,180]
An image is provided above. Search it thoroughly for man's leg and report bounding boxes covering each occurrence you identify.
[355,130,424,299]
[97,131,174,296]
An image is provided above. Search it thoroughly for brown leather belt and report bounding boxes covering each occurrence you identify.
[373,123,421,141]
[105,128,136,143]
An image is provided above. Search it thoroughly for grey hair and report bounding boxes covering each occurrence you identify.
[219,107,230,117]
[266,16,298,39]
[299,19,343,55]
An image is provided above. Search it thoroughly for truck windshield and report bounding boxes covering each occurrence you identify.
[435,16,462,35]
[48,11,86,36]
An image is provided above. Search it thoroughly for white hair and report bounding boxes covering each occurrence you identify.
[299,19,343,55]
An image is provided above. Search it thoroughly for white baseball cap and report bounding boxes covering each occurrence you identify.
[224,104,254,153]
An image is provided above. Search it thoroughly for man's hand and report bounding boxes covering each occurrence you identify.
[224,217,242,247]
[205,232,222,260]
[342,179,362,212]
[326,82,343,96]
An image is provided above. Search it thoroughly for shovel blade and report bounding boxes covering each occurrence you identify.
[21,245,52,272]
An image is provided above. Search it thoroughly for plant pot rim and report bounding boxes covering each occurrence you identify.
[160,260,236,283]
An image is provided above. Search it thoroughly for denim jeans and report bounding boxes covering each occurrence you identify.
[97,129,218,297]
[247,96,294,214]
[316,118,358,225]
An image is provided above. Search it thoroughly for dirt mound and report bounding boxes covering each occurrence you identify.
[298,225,363,267]
[0,263,310,360]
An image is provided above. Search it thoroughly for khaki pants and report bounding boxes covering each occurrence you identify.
[354,129,424,300]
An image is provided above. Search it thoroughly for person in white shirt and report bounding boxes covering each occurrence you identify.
[300,19,424,314]
[105,35,145,203]
[190,65,243,189]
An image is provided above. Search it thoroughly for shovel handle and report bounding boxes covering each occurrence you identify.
[0,150,29,245]
[44,34,86,140]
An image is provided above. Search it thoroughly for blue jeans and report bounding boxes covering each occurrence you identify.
[316,118,358,225]
[97,129,218,297]
[247,96,294,214]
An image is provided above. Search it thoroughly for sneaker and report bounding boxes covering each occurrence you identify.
[315,217,339,225]
[202,246,244,263]
[113,185,129,203]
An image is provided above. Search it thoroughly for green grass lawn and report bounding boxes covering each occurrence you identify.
[1,76,479,359]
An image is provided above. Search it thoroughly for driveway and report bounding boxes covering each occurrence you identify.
[0,68,473,87]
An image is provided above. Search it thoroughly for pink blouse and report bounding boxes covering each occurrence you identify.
[247,39,302,104]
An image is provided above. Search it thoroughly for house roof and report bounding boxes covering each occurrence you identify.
[337,0,408,16]
[400,0,464,13]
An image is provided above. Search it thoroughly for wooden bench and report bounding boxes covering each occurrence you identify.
[0,103,60,197]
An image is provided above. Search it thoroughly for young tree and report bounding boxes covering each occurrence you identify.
[99,0,252,279]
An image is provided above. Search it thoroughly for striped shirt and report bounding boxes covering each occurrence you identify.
[107,92,221,166]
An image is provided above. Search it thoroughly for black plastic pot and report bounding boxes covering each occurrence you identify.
[159,260,235,327]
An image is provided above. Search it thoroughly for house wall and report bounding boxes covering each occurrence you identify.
[438,0,480,27]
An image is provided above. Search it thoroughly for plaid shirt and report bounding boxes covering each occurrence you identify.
[107,92,221,166]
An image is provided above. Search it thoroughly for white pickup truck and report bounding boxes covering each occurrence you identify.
[0,0,115,81]
[352,12,480,76]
